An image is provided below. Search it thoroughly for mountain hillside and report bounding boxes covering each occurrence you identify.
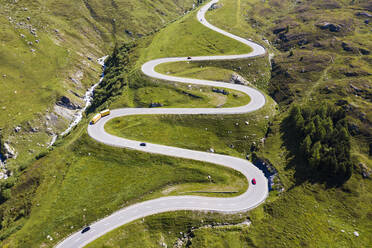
[0,0,198,175]
[0,0,371,247]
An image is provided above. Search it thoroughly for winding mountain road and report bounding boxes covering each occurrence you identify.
[56,0,268,247]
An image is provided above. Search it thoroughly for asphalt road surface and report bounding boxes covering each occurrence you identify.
[56,0,268,247]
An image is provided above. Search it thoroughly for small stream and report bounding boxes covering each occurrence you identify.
[0,56,108,179]
[50,55,108,145]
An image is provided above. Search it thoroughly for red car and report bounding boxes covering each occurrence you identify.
[251,178,256,185]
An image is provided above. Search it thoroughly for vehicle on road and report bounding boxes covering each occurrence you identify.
[91,109,110,125]
[91,113,102,125]
[100,109,110,117]
[81,226,90,234]
[70,0,268,246]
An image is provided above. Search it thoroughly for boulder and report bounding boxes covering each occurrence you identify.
[273,26,287,34]
[359,48,370,55]
[355,12,372,18]
[230,73,250,85]
[349,84,363,93]
[30,127,39,133]
[125,30,133,36]
[360,163,371,178]
[342,42,354,52]
[209,3,222,10]
[316,22,341,32]
[56,96,81,110]
[4,142,17,159]
[14,126,21,132]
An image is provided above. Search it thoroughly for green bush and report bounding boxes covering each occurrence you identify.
[35,151,47,160]
[0,178,16,204]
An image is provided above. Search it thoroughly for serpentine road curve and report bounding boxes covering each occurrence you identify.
[56,0,268,247]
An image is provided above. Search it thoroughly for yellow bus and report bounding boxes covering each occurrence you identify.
[100,109,110,117]
[91,113,102,124]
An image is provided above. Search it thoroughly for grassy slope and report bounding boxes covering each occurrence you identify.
[0,119,247,248]
[105,95,275,158]
[87,0,372,247]
[233,0,372,162]
[0,2,261,247]
[1,0,370,247]
[105,54,270,110]
[136,7,252,64]
[0,0,197,171]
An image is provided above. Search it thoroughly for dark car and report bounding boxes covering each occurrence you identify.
[187,56,192,60]
[251,178,256,185]
[81,226,90,234]
[140,143,146,147]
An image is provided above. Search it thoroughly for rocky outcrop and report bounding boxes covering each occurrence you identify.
[342,42,354,52]
[209,3,222,10]
[360,163,371,178]
[316,22,341,32]
[3,142,17,159]
[0,160,9,180]
[355,12,372,18]
[54,105,75,122]
[230,73,250,85]
[252,157,284,192]
[359,48,370,55]
[174,219,251,248]
[350,84,363,93]
[272,26,287,34]
[56,96,81,110]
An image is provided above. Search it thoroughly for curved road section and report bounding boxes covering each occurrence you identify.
[56,0,268,247]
